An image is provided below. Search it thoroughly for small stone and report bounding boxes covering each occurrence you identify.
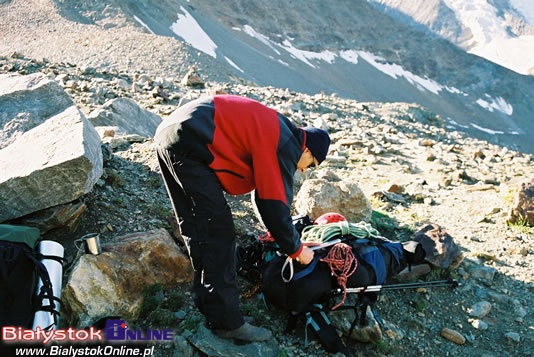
[420,139,435,147]
[469,301,492,318]
[387,183,404,194]
[469,266,496,281]
[504,332,520,343]
[174,310,186,320]
[440,328,466,345]
[471,319,488,330]
[385,329,397,340]
[514,306,527,322]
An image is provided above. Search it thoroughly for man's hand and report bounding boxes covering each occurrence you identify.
[295,246,314,265]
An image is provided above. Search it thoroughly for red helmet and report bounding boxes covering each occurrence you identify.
[314,212,346,225]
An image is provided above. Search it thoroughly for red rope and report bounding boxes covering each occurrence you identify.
[321,243,357,310]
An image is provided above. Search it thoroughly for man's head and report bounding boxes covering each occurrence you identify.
[297,127,331,172]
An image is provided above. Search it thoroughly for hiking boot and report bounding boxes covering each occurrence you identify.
[214,322,272,342]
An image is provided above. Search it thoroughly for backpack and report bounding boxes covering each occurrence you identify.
[0,224,60,330]
[261,220,426,355]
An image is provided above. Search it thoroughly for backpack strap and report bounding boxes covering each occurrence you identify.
[23,247,60,330]
[304,304,351,356]
[292,255,320,281]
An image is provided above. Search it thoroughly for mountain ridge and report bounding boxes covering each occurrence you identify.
[1,0,533,156]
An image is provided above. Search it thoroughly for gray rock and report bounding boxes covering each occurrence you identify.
[507,178,534,226]
[514,305,527,322]
[469,301,492,318]
[173,335,194,357]
[414,224,464,269]
[470,319,488,330]
[88,97,161,137]
[295,178,372,222]
[13,201,86,234]
[330,303,383,342]
[189,324,279,357]
[62,229,193,328]
[0,106,102,222]
[0,72,73,149]
[469,266,497,282]
[504,332,521,343]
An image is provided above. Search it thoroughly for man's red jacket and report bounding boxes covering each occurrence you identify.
[155,95,305,258]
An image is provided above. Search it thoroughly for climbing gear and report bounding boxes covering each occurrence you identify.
[314,212,346,225]
[260,214,432,355]
[321,243,357,310]
[300,221,381,244]
[280,239,342,283]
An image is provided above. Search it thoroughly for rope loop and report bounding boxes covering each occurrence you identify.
[320,243,357,310]
[301,221,382,244]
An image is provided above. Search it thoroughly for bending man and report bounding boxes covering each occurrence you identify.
[154,94,330,342]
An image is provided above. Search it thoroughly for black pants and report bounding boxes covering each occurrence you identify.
[157,148,244,330]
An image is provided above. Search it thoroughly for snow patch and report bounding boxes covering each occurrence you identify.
[470,123,504,135]
[278,59,290,67]
[243,25,281,55]
[224,56,244,73]
[475,96,513,115]
[448,119,470,129]
[279,39,336,68]
[340,50,359,64]
[357,51,443,94]
[170,6,217,58]
[442,0,534,75]
[133,15,154,34]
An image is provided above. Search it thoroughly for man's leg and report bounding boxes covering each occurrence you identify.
[157,149,243,330]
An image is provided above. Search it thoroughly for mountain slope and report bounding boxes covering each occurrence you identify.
[1,0,534,155]
[368,0,534,75]
[134,0,534,153]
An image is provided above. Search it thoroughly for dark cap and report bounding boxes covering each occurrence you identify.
[302,127,331,164]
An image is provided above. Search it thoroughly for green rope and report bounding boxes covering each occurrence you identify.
[300,221,381,244]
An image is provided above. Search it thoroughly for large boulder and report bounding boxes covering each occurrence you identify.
[0,72,73,149]
[414,224,464,269]
[295,178,372,222]
[0,106,103,222]
[87,98,162,137]
[507,178,534,226]
[62,229,193,328]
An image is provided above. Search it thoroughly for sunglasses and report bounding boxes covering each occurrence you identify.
[309,157,318,169]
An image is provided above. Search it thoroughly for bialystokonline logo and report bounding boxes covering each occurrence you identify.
[104,320,174,341]
[2,320,174,344]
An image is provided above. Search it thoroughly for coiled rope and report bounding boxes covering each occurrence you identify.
[301,221,381,244]
[321,243,357,310]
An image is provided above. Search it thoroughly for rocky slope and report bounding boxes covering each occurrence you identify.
[2,0,534,155]
[2,53,533,356]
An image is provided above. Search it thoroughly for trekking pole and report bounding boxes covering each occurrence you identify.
[334,279,459,294]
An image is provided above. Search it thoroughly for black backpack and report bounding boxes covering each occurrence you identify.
[261,230,426,355]
[0,224,58,330]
